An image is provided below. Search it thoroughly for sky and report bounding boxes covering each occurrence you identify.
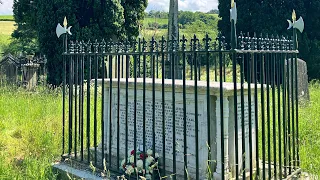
[0,0,218,15]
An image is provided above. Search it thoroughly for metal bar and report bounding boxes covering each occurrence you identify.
[94,54,98,166]
[69,56,74,155]
[78,55,81,158]
[193,37,199,180]
[75,55,78,159]
[161,37,166,175]
[81,55,84,161]
[278,52,282,179]
[233,51,239,180]
[295,52,300,168]
[261,53,266,180]
[272,52,277,178]
[291,51,295,172]
[172,39,177,180]
[254,51,259,179]
[247,53,253,180]
[151,39,156,174]
[117,53,121,170]
[87,56,91,164]
[219,40,225,180]
[62,53,66,155]
[240,53,245,180]
[287,54,291,175]
[205,35,211,180]
[266,53,271,179]
[125,53,129,174]
[182,36,188,180]
[108,55,113,168]
[142,39,147,170]
[283,53,287,177]
[134,39,141,167]
[223,54,226,82]
[101,55,105,169]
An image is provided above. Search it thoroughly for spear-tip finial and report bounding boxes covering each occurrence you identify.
[231,0,235,8]
[292,10,296,21]
[63,17,68,27]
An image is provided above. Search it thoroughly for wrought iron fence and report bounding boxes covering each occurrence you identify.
[61,29,300,179]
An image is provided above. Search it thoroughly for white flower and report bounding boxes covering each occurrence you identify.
[126,165,135,175]
[129,156,135,164]
[155,153,159,158]
[146,156,154,164]
[148,166,153,174]
[137,160,143,169]
[147,149,153,156]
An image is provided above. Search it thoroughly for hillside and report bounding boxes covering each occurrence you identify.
[0,16,15,55]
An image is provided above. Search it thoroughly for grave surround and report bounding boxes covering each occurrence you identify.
[98,78,259,179]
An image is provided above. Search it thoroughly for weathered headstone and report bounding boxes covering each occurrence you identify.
[99,79,260,179]
[287,58,310,103]
[22,63,40,90]
[0,54,20,85]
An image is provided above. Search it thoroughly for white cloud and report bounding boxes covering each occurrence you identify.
[0,0,219,15]
[0,0,13,15]
[147,0,218,12]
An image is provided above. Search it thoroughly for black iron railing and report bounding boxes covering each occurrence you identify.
[61,30,300,180]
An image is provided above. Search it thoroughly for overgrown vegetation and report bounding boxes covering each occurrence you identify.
[0,87,62,179]
[0,81,319,178]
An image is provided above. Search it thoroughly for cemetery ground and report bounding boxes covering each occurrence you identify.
[0,82,319,179]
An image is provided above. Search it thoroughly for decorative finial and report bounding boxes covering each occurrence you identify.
[231,0,235,8]
[287,10,304,33]
[56,17,72,38]
[292,10,296,21]
[63,17,68,27]
[230,0,237,24]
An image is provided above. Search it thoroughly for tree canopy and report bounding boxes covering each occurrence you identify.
[218,0,320,80]
[12,0,147,85]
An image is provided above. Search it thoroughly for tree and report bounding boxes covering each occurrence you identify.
[207,9,219,14]
[218,0,320,80]
[10,0,39,55]
[13,0,147,85]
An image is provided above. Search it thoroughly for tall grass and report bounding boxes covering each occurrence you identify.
[0,87,62,179]
[0,80,319,179]
[299,82,320,176]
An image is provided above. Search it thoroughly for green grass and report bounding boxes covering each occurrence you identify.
[0,87,62,179]
[299,82,320,176]
[0,21,15,35]
[0,20,15,54]
[0,81,319,178]
[144,17,168,27]
[0,15,14,21]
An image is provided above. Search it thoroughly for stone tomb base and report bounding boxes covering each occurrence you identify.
[98,78,259,179]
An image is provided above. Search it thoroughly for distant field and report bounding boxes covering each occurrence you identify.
[144,17,168,26]
[0,21,15,35]
[0,15,14,21]
[0,18,15,53]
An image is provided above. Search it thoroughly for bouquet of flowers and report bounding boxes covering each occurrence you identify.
[120,149,159,178]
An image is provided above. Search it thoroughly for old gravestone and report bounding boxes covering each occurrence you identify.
[98,79,259,179]
[287,58,310,103]
[22,62,40,90]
